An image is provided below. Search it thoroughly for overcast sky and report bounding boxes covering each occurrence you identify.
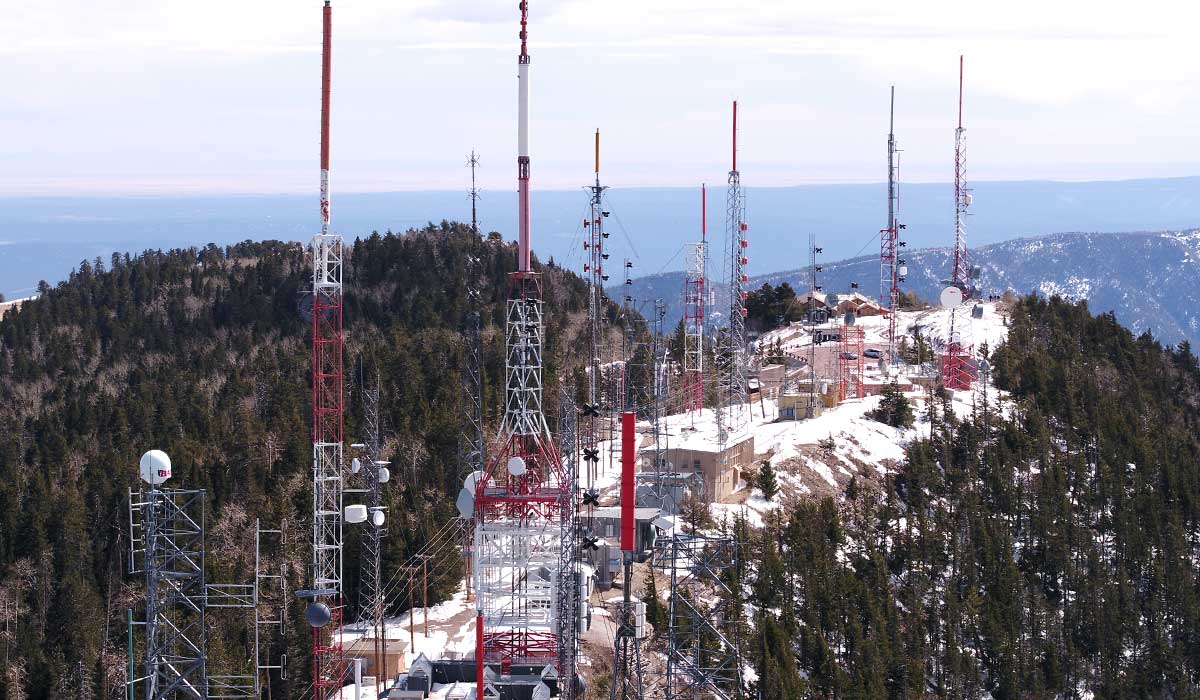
[3,0,1198,195]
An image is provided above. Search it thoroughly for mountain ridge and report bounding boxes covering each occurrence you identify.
[623,228,1200,346]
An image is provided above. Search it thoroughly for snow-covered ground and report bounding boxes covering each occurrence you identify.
[757,300,1010,356]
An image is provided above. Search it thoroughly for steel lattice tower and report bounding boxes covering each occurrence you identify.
[555,389,581,700]
[354,375,389,686]
[720,101,749,441]
[943,56,974,391]
[660,534,744,700]
[681,186,706,415]
[469,151,482,235]
[838,325,866,401]
[307,1,348,694]
[130,483,208,700]
[582,129,609,488]
[806,235,823,418]
[879,87,903,364]
[129,453,260,700]
[473,3,573,695]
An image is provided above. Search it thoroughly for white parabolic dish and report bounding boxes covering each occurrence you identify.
[507,456,527,476]
[940,286,964,309]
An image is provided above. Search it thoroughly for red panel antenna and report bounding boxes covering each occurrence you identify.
[620,412,636,551]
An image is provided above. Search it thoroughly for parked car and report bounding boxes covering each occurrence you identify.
[864,348,882,359]
[839,352,858,360]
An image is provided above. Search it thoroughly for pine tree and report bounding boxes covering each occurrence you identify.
[869,382,914,428]
[756,460,778,500]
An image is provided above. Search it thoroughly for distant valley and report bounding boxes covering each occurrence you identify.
[4,175,1199,300]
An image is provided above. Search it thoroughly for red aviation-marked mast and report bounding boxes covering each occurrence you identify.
[474,1,573,696]
[320,1,331,234]
[308,0,347,695]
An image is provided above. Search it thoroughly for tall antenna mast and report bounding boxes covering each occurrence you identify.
[682,185,707,416]
[473,2,575,697]
[807,236,822,418]
[879,87,905,364]
[305,0,348,694]
[517,0,532,272]
[942,54,974,391]
[468,151,481,235]
[951,55,970,287]
[719,100,749,443]
[583,129,609,485]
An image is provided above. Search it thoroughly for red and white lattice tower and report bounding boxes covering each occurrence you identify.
[942,56,974,391]
[681,185,706,415]
[309,1,347,694]
[838,325,865,401]
[473,1,571,695]
[879,87,902,363]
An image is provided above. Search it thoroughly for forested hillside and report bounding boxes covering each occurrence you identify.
[6,223,1200,700]
[746,295,1200,699]
[0,223,613,700]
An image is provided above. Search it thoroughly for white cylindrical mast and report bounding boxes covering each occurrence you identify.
[517,1,532,272]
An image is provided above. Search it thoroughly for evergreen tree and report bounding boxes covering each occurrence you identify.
[869,382,915,428]
[756,460,779,500]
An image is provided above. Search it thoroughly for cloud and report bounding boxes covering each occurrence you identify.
[2,0,1198,194]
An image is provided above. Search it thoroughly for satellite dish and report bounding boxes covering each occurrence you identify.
[456,488,475,519]
[344,504,368,524]
[351,457,362,474]
[139,450,172,485]
[377,467,390,484]
[507,456,527,476]
[940,286,964,309]
[464,470,485,495]
[371,510,386,527]
[305,602,331,628]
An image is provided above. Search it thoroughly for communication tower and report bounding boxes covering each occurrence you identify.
[129,451,207,700]
[681,186,707,415]
[302,1,350,695]
[128,451,262,700]
[659,530,743,700]
[582,129,610,489]
[942,56,975,391]
[879,87,907,364]
[472,3,574,697]
[719,101,749,441]
[469,151,482,235]
[353,374,391,687]
[806,235,823,418]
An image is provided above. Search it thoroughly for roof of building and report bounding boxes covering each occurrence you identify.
[587,506,662,520]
